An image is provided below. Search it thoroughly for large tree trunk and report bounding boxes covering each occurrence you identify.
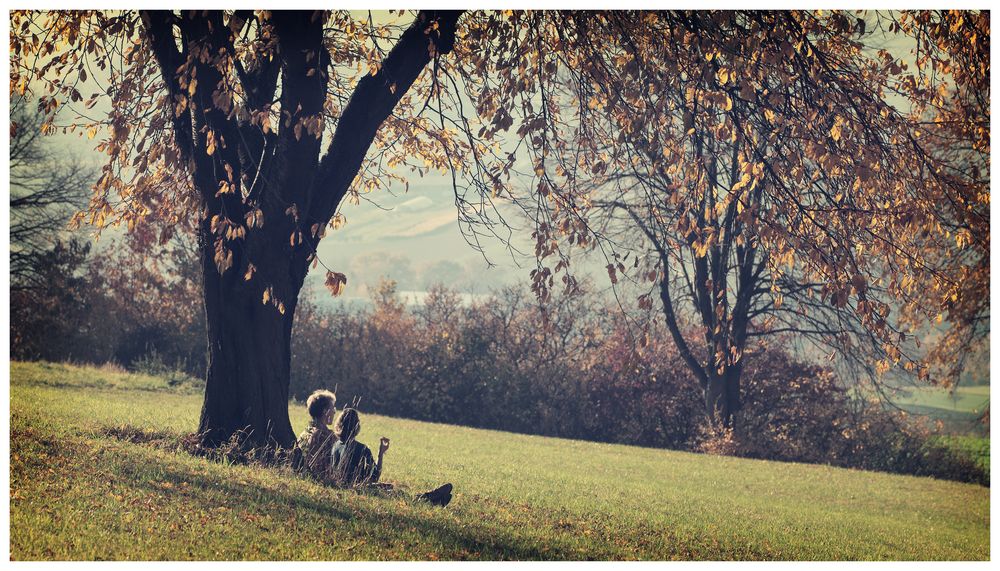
[723,365,742,426]
[196,222,304,448]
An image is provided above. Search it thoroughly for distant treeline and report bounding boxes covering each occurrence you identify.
[11,239,987,485]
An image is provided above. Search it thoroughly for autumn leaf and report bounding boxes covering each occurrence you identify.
[717,67,730,85]
[830,123,842,142]
[605,264,618,285]
[329,213,347,230]
[325,271,348,297]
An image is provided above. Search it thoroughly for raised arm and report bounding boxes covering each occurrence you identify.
[373,437,390,482]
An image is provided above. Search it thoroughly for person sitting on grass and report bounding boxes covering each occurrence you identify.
[332,407,453,507]
[294,389,338,483]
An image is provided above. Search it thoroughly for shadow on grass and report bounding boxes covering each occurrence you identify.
[98,426,783,561]
[94,423,795,560]
[39,422,579,560]
[100,424,180,445]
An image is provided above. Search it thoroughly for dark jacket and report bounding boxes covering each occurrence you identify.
[332,439,380,485]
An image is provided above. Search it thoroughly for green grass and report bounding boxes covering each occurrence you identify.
[892,385,990,436]
[932,435,991,476]
[9,361,990,560]
[894,384,989,413]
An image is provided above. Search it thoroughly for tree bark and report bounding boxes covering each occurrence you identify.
[197,234,301,448]
[705,366,743,428]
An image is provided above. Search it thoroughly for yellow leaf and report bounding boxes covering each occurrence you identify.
[330,213,347,230]
[717,67,730,85]
[732,172,752,192]
[830,123,842,142]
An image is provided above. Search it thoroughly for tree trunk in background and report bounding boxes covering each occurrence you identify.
[655,257,745,428]
[705,367,743,429]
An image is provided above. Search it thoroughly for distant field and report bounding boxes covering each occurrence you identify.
[9,361,990,560]
[891,385,990,436]
[894,384,989,413]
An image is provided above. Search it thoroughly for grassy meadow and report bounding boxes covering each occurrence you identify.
[9,361,990,560]
[892,384,990,435]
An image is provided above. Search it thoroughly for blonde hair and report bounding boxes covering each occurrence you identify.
[306,389,336,420]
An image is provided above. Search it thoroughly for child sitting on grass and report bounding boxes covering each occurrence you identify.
[330,407,387,487]
[332,407,452,507]
[294,389,339,484]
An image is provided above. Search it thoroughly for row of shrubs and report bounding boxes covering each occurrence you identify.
[291,282,988,485]
[10,240,988,485]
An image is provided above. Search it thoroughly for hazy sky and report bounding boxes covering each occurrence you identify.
[48,119,552,306]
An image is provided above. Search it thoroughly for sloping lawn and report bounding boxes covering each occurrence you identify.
[9,361,990,560]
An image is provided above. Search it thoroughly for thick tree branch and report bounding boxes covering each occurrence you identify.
[140,10,194,162]
[180,11,246,213]
[269,10,328,214]
[625,206,711,390]
[305,10,463,231]
[229,10,281,112]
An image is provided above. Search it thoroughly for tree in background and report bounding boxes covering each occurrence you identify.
[9,98,93,292]
[86,222,206,374]
[893,11,990,388]
[9,98,96,360]
[10,240,95,361]
[441,11,989,425]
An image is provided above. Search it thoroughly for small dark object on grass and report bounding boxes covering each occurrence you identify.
[418,482,453,507]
